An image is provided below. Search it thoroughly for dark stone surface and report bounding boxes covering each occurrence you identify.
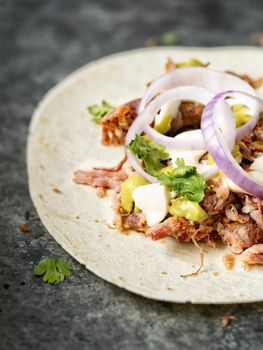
[1,0,263,349]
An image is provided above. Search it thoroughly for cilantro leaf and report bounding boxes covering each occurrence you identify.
[34,257,72,284]
[161,32,178,46]
[88,100,113,124]
[127,134,170,176]
[158,158,208,202]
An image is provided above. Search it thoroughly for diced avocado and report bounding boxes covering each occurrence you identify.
[160,166,174,175]
[232,144,242,164]
[207,153,214,165]
[154,114,172,134]
[168,197,208,222]
[175,58,207,68]
[154,100,180,134]
[142,134,152,142]
[120,173,149,213]
[231,104,252,128]
[134,206,141,213]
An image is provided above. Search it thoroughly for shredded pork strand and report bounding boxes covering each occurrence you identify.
[180,236,205,278]
[217,218,262,254]
[74,168,128,189]
[121,212,148,232]
[74,155,129,190]
[93,154,127,172]
[240,244,263,265]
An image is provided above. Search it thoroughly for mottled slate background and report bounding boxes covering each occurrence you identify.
[1,0,263,349]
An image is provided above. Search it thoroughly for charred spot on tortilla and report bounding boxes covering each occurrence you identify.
[212,271,219,276]
[52,188,63,194]
[166,287,175,291]
[222,254,235,270]
[38,194,44,201]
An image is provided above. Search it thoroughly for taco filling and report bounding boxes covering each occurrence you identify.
[74,58,263,267]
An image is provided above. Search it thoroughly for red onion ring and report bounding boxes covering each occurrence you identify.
[126,86,230,182]
[201,91,263,198]
[144,96,235,151]
[140,67,260,149]
[139,67,258,113]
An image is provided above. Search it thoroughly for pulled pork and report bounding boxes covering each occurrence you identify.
[121,212,148,232]
[113,191,148,232]
[73,168,128,189]
[101,99,140,146]
[217,218,262,254]
[73,155,130,196]
[202,180,231,215]
[168,102,204,135]
[240,244,263,264]
[101,99,204,146]
[146,215,216,245]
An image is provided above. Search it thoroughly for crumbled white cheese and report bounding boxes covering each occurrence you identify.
[132,184,170,226]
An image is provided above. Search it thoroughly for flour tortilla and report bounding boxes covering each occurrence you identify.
[27,47,263,303]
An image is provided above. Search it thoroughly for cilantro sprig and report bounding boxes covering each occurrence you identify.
[88,100,113,124]
[161,32,178,45]
[127,134,170,176]
[158,158,208,202]
[34,257,72,284]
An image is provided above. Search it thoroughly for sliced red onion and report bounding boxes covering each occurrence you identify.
[201,91,263,198]
[139,67,259,114]
[231,92,261,139]
[150,129,206,150]
[144,127,204,151]
[140,67,260,148]
[144,96,236,151]
[200,165,219,179]
[126,86,228,182]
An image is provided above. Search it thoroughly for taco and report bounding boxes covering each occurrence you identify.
[28,47,263,303]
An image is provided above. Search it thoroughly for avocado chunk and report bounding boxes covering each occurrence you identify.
[168,197,208,222]
[154,114,173,134]
[120,173,149,213]
[231,104,251,128]
[154,100,180,134]
[175,58,207,68]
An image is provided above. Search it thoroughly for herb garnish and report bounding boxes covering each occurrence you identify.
[34,257,72,284]
[88,100,113,124]
[127,134,170,176]
[160,32,178,46]
[158,158,208,202]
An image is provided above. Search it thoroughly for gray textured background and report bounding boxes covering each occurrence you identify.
[1,0,263,349]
